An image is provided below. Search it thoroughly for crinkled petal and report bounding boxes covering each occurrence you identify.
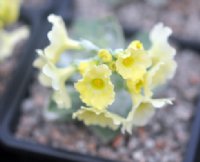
[42,63,75,90]
[75,64,115,109]
[45,14,80,63]
[73,107,123,130]
[149,23,176,61]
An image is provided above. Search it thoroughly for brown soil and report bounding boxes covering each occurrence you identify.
[15,49,200,162]
[75,0,200,42]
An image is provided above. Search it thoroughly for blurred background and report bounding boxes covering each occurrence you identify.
[0,0,200,162]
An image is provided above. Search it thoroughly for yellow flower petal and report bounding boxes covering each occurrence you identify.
[122,98,173,134]
[45,14,81,63]
[73,107,123,130]
[78,60,96,76]
[33,50,47,69]
[52,84,71,109]
[116,49,151,81]
[75,64,115,109]
[148,23,177,87]
[0,0,20,27]
[38,72,52,87]
[43,63,75,90]
[98,49,112,63]
[0,26,29,62]
[151,60,177,87]
[128,40,144,50]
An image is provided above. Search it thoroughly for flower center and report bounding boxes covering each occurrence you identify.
[134,80,143,93]
[135,42,143,49]
[91,78,105,89]
[122,56,134,67]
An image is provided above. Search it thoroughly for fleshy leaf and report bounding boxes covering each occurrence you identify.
[90,126,120,143]
[72,16,125,49]
[108,89,132,118]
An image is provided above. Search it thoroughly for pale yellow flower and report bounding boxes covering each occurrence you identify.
[122,98,172,134]
[151,60,177,88]
[42,63,75,109]
[38,72,52,87]
[108,61,116,71]
[0,0,20,27]
[78,60,96,76]
[33,50,53,87]
[33,50,47,69]
[52,84,71,109]
[126,62,163,100]
[116,48,151,81]
[98,49,112,63]
[0,26,29,62]
[128,40,144,50]
[44,14,81,63]
[73,106,123,130]
[148,23,177,87]
[43,63,75,91]
[75,64,115,109]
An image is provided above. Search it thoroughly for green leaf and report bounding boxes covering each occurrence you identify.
[72,16,125,49]
[90,126,120,143]
[108,89,132,118]
[111,73,125,91]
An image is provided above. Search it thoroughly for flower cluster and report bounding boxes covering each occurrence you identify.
[34,14,176,134]
[0,0,29,62]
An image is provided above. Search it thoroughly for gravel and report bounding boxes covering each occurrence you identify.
[75,0,200,42]
[15,49,200,162]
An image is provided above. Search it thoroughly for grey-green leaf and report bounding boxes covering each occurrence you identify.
[72,16,125,49]
[90,126,120,143]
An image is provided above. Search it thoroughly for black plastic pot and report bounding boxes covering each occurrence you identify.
[0,0,54,121]
[0,0,75,160]
[0,0,74,123]
[183,97,200,162]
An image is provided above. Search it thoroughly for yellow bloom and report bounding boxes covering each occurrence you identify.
[148,23,177,87]
[33,50,53,88]
[126,62,166,106]
[0,0,20,27]
[127,78,144,95]
[73,107,123,130]
[75,64,115,109]
[33,50,47,69]
[38,72,52,87]
[0,26,29,62]
[122,98,172,134]
[116,49,151,81]
[52,84,71,109]
[42,63,75,109]
[128,40,144,50]
[98,49,112,63]
[127,62,162,96]
[44,14,81,63]
[78,60,96,76]
[108,61,116,71]
[151,60,177,88]
[43,63,75,91]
